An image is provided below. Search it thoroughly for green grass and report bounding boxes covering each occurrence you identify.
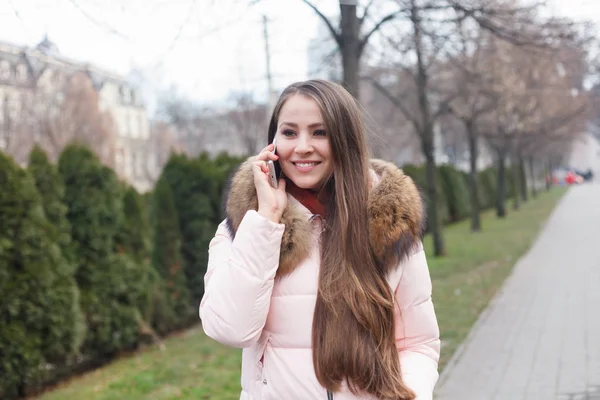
[34,329,242,400]
[34,188,567,400]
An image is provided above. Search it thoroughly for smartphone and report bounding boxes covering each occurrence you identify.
[266,138,278,188]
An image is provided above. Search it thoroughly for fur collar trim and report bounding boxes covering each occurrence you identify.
[223,158,425,277]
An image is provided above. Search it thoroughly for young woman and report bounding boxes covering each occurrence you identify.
[200,80,440,399]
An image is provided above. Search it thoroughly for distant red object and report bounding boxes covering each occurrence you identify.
[550,168,587,185]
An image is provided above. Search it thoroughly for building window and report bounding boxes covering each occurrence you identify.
[16,64,27,82]
[131,150,141,178]
[0,95,8,149]
[148,152,157,174]
[123,147,131,178]
[124,112,131,137]
[122,87,131,104]
[0,61,10,80]
[130,112,138,138]
[115,147,124,170]
[7,95,19,120]
[135,150,144,177]
[138,114,146,139]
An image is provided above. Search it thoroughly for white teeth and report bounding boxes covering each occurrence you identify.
[296,162,318,167]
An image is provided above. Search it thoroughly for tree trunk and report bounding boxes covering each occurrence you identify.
[512,157,520,211]
[340,3,360,99]
[412,1,444,256]
[466,120,481,232]
[529,157,537,198]
[519,155,528,202]
[546,157,552,191]
[496,149,507,218]
[424,140,445,256]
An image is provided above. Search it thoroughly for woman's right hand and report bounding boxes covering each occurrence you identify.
[253,143,287,223]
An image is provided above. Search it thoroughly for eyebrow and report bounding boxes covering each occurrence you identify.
[279,122,324,128]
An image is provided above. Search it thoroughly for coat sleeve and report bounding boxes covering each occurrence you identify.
[199,210,284,348]
[394,243,441,400]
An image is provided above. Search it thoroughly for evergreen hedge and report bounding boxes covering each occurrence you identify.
[159,152,244,307]
[28,147,86,366]
[478,167,498,210]
[438,165,471,223]
[402,164,450,226]
[0,153,73,398]
[160,154,214,309]
[58,145,140,358]
[151,176,192,333]
[0,146,245,397]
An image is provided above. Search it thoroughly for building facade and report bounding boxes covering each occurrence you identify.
[0,36,155,192]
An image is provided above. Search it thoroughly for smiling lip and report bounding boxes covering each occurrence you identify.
[292,161,321,172]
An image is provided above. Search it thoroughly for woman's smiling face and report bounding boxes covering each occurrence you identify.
[275,94,333,190]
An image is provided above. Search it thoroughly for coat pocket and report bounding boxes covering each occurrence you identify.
[255,333,271,396]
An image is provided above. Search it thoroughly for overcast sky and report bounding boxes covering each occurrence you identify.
[0,0,597,107]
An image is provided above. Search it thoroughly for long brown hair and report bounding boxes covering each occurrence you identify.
[267,80,415,399]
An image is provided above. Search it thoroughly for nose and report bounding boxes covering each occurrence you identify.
[294,133,313,155]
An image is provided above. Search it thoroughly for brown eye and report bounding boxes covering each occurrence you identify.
[282,129,296,137]
[314,129,326,136]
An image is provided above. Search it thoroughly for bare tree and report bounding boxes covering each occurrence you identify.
[225,92,267,155]
[302,0,407,98]
[144,121,182,181]
[52,72,116,166]
[360,68,421,163]
[0,91,34,164]
[3,71,115,166]
[445,26,498,232]
[361,0,474,256]
[478,32,588,216]
[364,0,584,253]
[156,89,208,157]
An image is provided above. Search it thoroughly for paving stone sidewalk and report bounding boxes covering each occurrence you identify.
[435,184,600,400]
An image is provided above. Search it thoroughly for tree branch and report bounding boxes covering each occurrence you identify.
[435,92,462,119]
[302,0,341,47]
[359,0,377,29]
[363,75,422,133]
[359,9,405,54]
